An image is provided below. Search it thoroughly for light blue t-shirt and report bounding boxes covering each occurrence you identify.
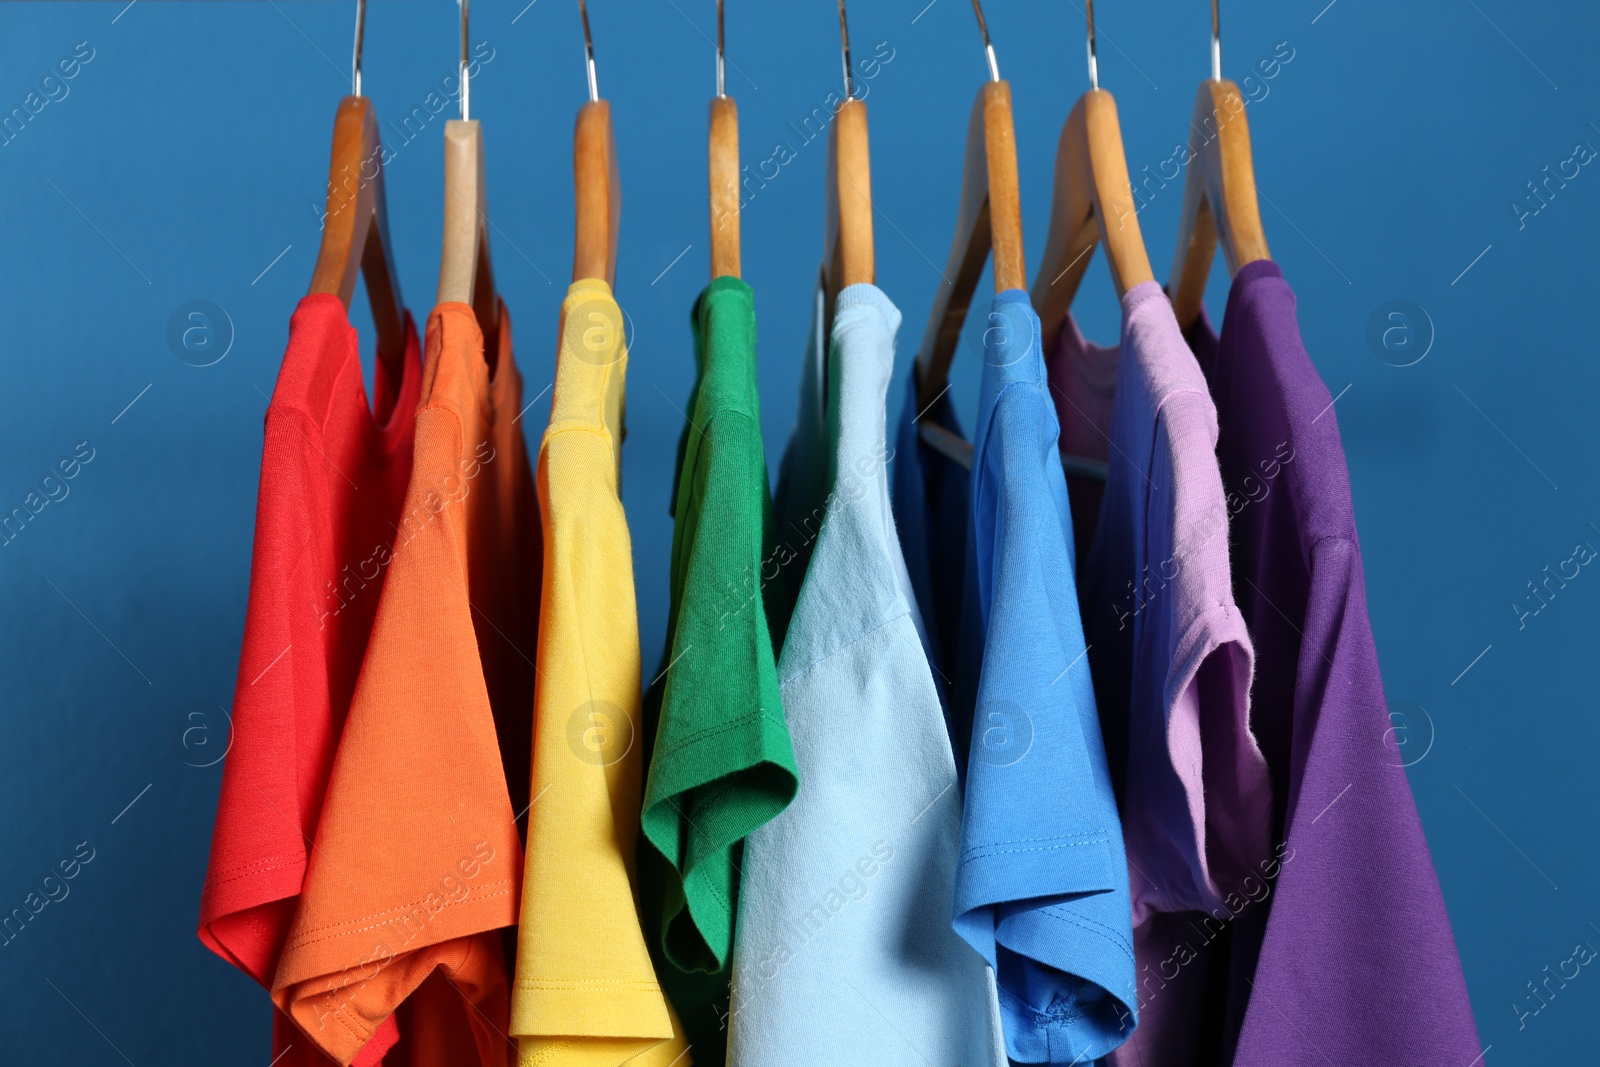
[893,290,1137,1063]
[728,283,1006,1067]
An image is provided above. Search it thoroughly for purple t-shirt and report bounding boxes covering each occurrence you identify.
[1189,259,1481,1065]
[1055,281,1272,1062]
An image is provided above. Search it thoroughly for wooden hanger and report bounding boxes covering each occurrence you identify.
[709,0,740,280]
[1167,1,1269,330]
[572,0,619,287]
[437,0,499,337]
[1028,0,1154,353]
[308,0,406,390]
[822,0,873,338]
[912,0,1025,416]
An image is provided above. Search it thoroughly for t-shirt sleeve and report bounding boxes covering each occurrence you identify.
[1148,399,1270,919]
[640,410,798,975]
[1231,536,1481,1066]
[197,413,318,985]
[512,411,685,1063]
[270,409,524,1066]
[953,384,1136,1063]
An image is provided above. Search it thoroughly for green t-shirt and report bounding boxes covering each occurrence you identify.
[640,276,798,1063]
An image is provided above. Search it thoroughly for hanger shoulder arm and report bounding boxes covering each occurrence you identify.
[438,118,484,309]
[1082,89,1154,297]
[831,98,874,291]
[981,80,1025,293]
[1204,78,1269,271]
[1030,98,1097,346]
[1029,90,1153,346]
[915,87,994,411]
[1169,80,1269,327]
[709,96,741,280]
[309,97,374,307]
[574,99,620,287]
[310,96,407,375]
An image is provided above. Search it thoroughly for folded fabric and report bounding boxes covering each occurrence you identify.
[893,291,1137,1063]
[640,276,798,1066]
[1052,282,1270,1064]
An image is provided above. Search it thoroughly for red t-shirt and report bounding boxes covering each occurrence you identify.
[199,294,422,1067]
[271,301,536,1067]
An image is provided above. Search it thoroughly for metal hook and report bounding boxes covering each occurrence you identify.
[969,0,1000,82]
[1086,0,1099,90]
[579,0,599,102]
[837,0,855,100]
[458,0,470,121]
[715,0,727,98]
[351,0,366,97]
[1210,0,1221,82]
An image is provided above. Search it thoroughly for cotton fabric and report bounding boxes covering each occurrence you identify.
[1053,283,1271,1064]
[1186,260,1481,1065]
[890,367,969,725]
[640,276,798,1065]
[512,279,688,1067]
[728,283,1006,1067]
[893,290,1136,1064]
[199,294,420,1067]
[271,301,539,1066]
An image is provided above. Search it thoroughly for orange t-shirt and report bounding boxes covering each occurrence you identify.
[199,294,420,1067]
[272,301,541,1067]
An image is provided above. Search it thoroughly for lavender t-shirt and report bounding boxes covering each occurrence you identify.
[1053,281,1273,1062]
[1188,260,1481,1065]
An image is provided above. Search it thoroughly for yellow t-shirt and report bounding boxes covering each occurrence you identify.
[512,279,689,1067]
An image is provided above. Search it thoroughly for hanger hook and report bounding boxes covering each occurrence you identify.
[351,0,366,97]
[579,0,599,101]
[458,0,470,121]
[1086,0,1099,90]
[837,0,855,100]
[1210,0,1221,82]
[969,0,1000,82]
[715,0,727,98]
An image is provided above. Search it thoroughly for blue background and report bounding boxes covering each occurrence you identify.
[1,0,1595,1061]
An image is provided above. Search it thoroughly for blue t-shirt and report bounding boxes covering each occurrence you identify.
[731,282,1006,1067]
[893,290,1137,1063]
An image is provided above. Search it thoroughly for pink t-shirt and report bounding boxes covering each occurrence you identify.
[1053,281,1272,1061]
[1046,307,1117,567]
